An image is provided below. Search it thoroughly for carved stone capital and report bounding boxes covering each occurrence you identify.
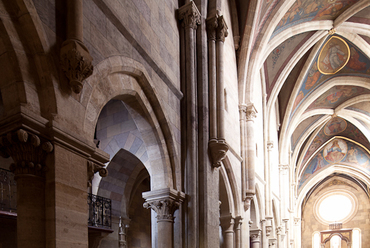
[216,16,228,42]
[87,160,108,187]
[206,15,218,41]
[0,129,53,177]
[142,188,185,222]
[178,1,201,30]
[250,229,262,242]
[276,226,283,235]
[60,39,93,94]
[208,139,229,167]
[246,104,257,121]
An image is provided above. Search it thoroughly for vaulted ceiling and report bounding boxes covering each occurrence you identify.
[238,0,370,197]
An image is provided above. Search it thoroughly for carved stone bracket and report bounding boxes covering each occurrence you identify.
[0,129,53,177]
[216,16,228,42]
[87,160,108,187]
[243,193,254,211]
[60,39,93,94]
[209,139,229,167]
[142,188,185,222]
[178,1,201,30]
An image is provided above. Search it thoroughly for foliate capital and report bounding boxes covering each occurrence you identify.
[0,129,53,177]
[60,39,93,94]
[178,1,201,30]
[216,16,228,42]
[250,229,262,241]
[206,15,218,41]
[87,160,108,187]
[142,188,185,222]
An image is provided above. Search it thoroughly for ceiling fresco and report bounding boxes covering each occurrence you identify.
[291,35,370,117]
[298,138,370,191]
[300,117,370,172]
[272,0,358,39]
[265,32,314,97]
[291,115,323,150]
[305,86,370,111]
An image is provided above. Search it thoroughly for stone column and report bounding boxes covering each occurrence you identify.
[207,14,229,167]
[143,188,185,248]
[220,215,235,248]
[245,104,257,210]
[234,216,243,248]
[0,129,53,248]
[250,229,261,248]
[278,164,289,220]
[266,141,273,218]
[178,2,200,247]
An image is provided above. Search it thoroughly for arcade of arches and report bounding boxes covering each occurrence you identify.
[0,0,369,247]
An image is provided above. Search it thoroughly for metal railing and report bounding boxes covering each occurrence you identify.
[88,193,112,229]
[0,168,17,212]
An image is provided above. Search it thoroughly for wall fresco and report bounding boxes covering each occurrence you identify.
[299,138,370,190]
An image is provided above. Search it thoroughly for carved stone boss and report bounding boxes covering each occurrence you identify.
[0,129,53,177]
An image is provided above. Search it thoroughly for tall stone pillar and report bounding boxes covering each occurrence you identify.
[0,129,53,248]
[265,141,273,223]
[143,188,185,248]
[234,217,243,248]
[250,229,261,248]
[220,215,235,248]
[178,3,201,247]
[278,164,289,221]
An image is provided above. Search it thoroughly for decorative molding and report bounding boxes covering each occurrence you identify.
[216,16,228,42]
[142,188,185,222]
[208,139,229,167]
[87,160,108,187]
[178,1,201,30]
[0,129,53,177]
[206,15,218,41]
[60,39,93,94]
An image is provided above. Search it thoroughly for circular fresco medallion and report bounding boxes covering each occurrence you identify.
[324,116,347,136]
[323,139,347,163]
[318,36,350,75]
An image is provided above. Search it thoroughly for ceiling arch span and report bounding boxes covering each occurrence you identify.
[333,0,370,28]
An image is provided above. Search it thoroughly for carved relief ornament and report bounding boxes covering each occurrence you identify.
[245,104,257,121]
[143,199,180,222]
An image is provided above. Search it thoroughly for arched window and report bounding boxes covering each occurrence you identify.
[330,235,341,248]
[352,228,361,248]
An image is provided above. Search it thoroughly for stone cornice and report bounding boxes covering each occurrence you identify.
[178,1,201,29]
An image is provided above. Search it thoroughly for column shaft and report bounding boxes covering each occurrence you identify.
[157,220,174,247]
[17,175,45,248]
[208,35,217,140]
[67,0,83,41]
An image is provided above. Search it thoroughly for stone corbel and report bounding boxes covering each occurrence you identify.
[216,16,228,42]
[87,160,108,187]
[0,129,53,177]
[209,139,229,167]
[60,39,93,94]
[243,193,254,211]
[142,188,185,222]
[268,238,277,247]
